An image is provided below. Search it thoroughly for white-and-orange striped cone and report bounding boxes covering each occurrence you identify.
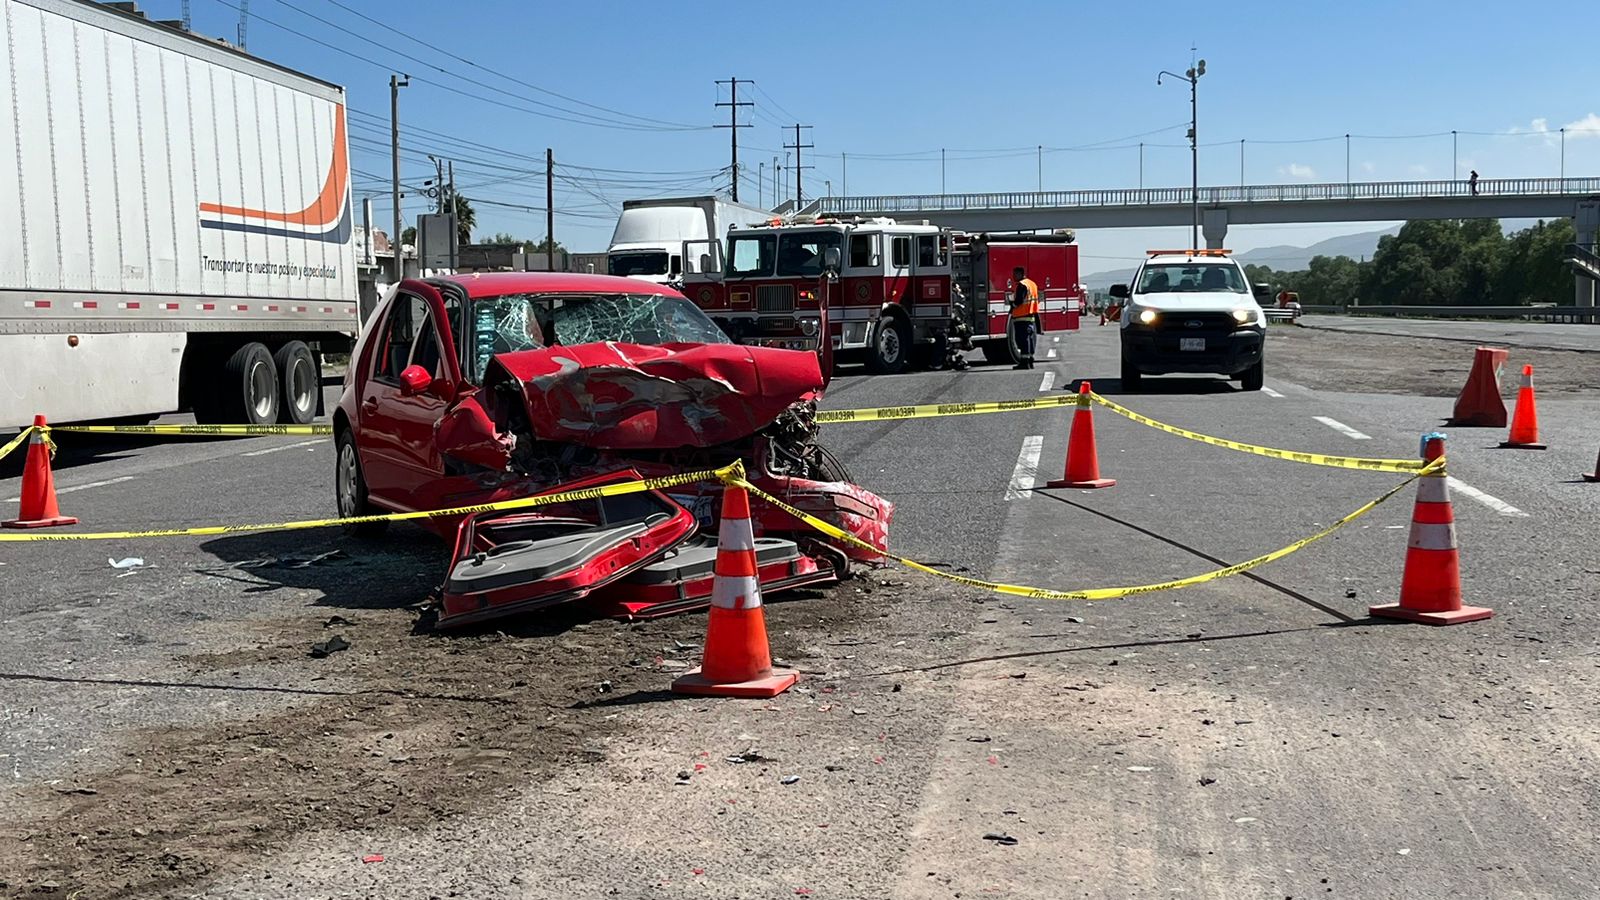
[671,482,798,699]
[1499,364,1547,450]
[3,416,77,529]
[1369,433,1492,626]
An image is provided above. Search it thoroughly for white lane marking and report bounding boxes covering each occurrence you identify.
[1261,387,1285,398]
[1038,371,1055,392]
[1313,416,1372,440]
[1052,336,1060,343]
[4,475,135,504]
[242,438,324,458]
[1045,348,1058,359]
[1447,477,1529,518]
[1005,436,1044,501]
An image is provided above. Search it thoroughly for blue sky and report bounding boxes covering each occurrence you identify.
[176,0,1600,269]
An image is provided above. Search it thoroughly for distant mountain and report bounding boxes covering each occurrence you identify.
[1081,226,1399,287]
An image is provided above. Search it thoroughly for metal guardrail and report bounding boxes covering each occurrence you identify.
[818,177,1600,215]
[1298,304,1599,323]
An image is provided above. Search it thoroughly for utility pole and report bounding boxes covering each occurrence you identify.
[842,152,847,195]
[428,155,445,213]
[784,124,813,206]
[941,148,946,194]
[758,162,764,204]
[447,161,456,269]
[714,77,754,202]
[1139,142,1144,189]
[389,74,408,282]
[546,148,555,273]
[1037,145,1043,191]
[772,155,779,207]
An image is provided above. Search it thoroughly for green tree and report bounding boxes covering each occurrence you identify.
[400,226,416,247]
[447,191,475,245]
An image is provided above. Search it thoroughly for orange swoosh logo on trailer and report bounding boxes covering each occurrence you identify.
[199,105,348,227]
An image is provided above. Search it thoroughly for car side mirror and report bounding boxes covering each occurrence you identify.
[822,247,841,273]
[1110,283,1130,299]
[669,255,683,277]
[399,364,433,396]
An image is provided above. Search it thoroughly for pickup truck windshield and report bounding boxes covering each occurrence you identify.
[607,252,670,277]
[1137,263,1248,294]
[470,292,731,381]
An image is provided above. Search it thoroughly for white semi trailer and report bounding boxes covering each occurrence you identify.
[0,0,359,429]
[606,195,771,285]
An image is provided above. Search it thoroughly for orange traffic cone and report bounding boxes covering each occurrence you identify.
[1499,364,1547,450]
[672,482,798,699]
[1046,382,1115,489]
[3,416,78,529]
[1369,433,1491,626]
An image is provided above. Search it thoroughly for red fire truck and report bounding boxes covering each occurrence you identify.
[678,217,1082,374]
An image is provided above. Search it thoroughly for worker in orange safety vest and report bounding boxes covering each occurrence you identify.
[1009,266,1040,370]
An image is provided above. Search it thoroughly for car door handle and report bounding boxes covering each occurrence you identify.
[362,397,379,411]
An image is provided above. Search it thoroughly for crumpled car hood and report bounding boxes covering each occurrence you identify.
[484,342,824,449]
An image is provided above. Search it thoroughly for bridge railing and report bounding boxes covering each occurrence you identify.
[817,177,1600,215]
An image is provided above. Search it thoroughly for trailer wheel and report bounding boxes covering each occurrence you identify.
[222,342,280,425]
[274,341,318,425]
[865,315,911,375]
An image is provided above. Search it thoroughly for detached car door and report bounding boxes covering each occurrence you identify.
[356,281,465,511]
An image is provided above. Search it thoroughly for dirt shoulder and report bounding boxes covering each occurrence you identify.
[0,571,979,899]
[1267,322,1599,397]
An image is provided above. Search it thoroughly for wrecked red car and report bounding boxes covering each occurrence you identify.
[333,273,891,627]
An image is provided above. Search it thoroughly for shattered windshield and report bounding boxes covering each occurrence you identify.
[470,292,731,380]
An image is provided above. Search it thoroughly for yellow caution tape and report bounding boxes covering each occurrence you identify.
[816,392,1421,473]
[730,456,1442,602]
[1086,393,1427,473]
[0,426,35,464]
[815,395,1079,424]
[0,463,739,542]
[50,423,334,437]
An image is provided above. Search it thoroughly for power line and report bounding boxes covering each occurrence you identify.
[220,0,707,132]
[319,0,699,130]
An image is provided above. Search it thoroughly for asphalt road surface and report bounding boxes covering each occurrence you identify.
[3,321,1599,898]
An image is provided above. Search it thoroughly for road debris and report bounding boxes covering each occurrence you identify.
[309,635,351,658]
[982,832,1019,846]
[780,775,801,785]
[361,854,384,864]
[108,557,145,570]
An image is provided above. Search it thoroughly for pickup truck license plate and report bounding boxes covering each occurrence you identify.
[1180,337,1206,351]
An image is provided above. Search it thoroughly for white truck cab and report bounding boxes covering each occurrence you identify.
[1111,250,1266,392]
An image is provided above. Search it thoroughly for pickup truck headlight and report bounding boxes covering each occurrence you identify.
[1137,308,1159,325]
[1231,307,1263,327]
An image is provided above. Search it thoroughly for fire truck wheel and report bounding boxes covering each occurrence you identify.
[866,315,911,375]
[980,340,1015,366]
[221,342,280,425]
[274,341,318,425]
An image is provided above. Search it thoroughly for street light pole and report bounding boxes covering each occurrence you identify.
[1159,59,1205,249]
